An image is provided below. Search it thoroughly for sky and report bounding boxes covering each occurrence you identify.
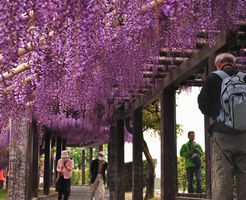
[124,87,205,178]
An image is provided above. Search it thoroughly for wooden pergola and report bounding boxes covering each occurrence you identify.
[7,14,246,200]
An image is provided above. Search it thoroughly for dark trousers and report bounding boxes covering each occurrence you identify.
[186,166,202,193]
[0,180,3,189]
[57,178,71,200]
[58,192,69,200]
[6,176,8,190]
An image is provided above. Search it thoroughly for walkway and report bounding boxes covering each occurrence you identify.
[39,186,109,200]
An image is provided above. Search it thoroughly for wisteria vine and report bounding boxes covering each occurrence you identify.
[0,0,245,167]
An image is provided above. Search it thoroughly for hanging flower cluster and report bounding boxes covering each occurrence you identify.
[0,0,245,148]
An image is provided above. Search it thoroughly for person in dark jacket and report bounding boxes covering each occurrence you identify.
[90,151,108,200]
[198,52,246,200]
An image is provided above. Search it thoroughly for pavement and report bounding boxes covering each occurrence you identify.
[38,185,109,200]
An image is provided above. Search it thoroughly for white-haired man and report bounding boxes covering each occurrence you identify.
[90,151,108,200]
[198,52,246,200]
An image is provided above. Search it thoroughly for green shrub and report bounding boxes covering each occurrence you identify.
[71,168,90,185]
[0,189,7,200]
[177,155,206,192]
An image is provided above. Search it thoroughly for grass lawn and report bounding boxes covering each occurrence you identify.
[0,188,57,200]
[0,189,7,200]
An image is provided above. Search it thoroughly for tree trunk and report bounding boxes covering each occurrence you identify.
[8,116,32,200]
[143,140,155,200]
[125,118,156,200]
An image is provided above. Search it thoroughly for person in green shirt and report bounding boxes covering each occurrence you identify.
[180,131,204,193]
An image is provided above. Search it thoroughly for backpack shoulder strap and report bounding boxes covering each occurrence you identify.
[212,70,230,80]
[237,72,246,81]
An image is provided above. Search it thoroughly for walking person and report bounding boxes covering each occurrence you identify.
[90,151,108,200]
[0,169,4,190]
[198,52,246,200]
[56,150,74,200]
[180,131,203,193]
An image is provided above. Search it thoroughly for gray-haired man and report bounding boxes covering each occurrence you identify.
[198,52,246,200]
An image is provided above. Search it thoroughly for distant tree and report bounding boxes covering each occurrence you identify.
[70,147,82,169]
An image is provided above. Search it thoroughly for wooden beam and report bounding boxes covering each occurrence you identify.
[17,42,33,57]
[141,0,164,12]
[0,62,31,83]
[240,21,246,32]
[143,71,167,79]
[120,31,236,118]
[196,38,208,49]
[160,48,197,57]
[3,74,37,95]
[159,57,187,65]
[237,31,246,41]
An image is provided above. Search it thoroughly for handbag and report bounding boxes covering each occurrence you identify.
[191,152,201,167]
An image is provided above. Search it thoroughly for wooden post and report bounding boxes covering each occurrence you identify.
[55,136,62,185]
[116,119,125,200]
[55,137,62,173]
[108,126,117,200]
[50,136,55,186]
[204,56,215,198]
[8,116,33,200]
[31,119,39,198]
[89,147,93,186]
[62,139,67,150]
[89,148,93,163]
[43,129,51,195]
[132,108,143,200]
[82,148,86,185]
[204,116,212,199]
[99,145,103,152]
[160,89,177,200]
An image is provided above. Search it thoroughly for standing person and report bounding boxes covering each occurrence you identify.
[180,131,204,193]
[90,151,108,200]
[0,169,4,190]
[198,52,246,200]
[56,150,74,200]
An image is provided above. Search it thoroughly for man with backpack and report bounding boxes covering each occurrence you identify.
[198,52,246,200]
